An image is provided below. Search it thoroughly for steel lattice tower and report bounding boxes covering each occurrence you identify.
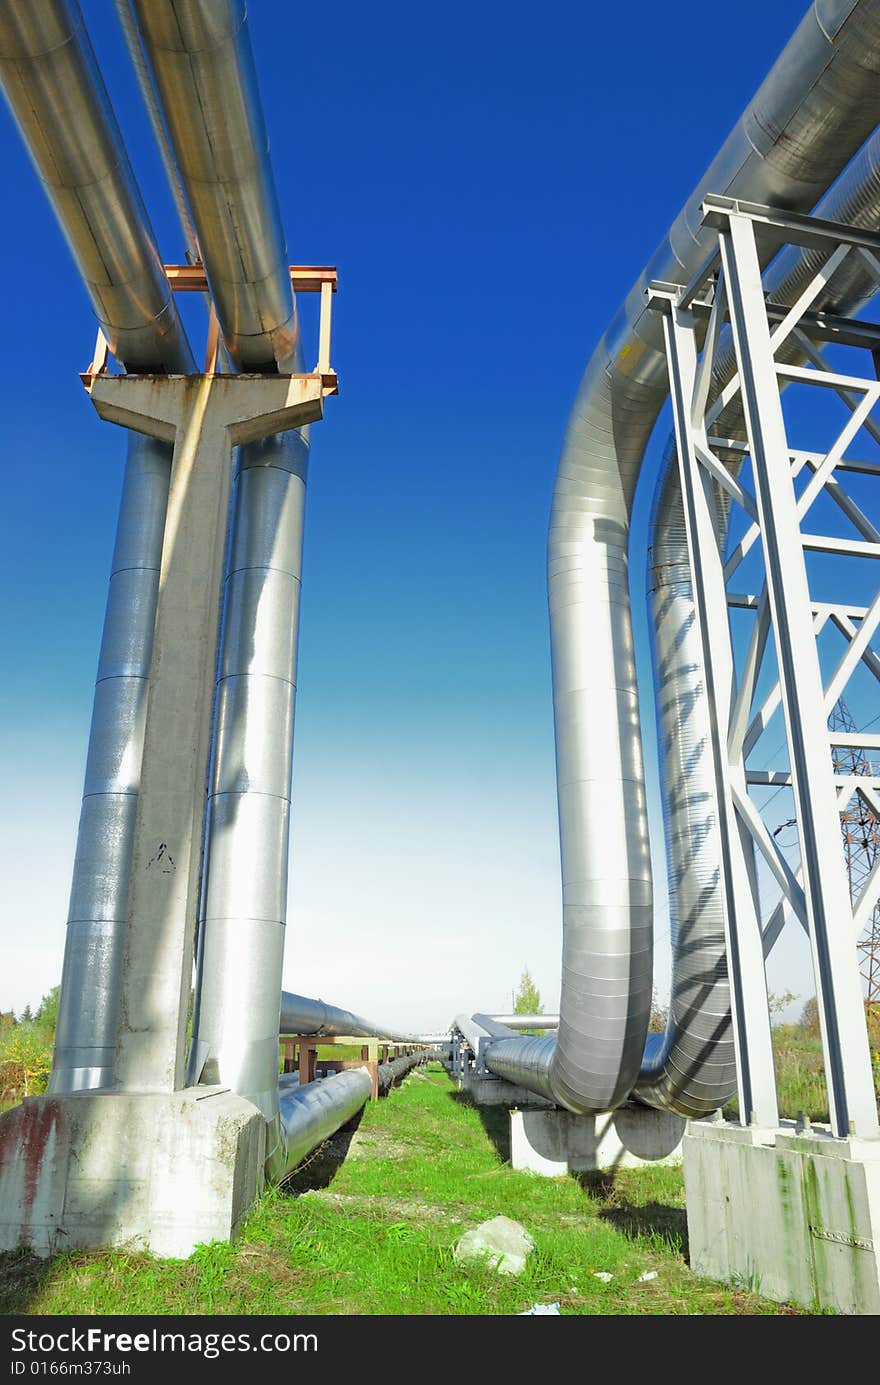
[831,700,880,1005]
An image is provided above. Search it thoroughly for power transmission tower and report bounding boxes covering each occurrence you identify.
[830,700,880,1006]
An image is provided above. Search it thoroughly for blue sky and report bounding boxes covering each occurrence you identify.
[0,0,861,1030]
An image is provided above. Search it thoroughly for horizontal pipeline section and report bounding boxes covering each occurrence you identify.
[0,0,193,371]
[277,1068,373,1180]
[377,1050,431,1094]
[280,991,420,1044]
[129,0,297,370]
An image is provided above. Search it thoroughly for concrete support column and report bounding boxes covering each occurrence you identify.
[685,1119,880,1313]
[0,371,325,1258]
[87,372,325,1093]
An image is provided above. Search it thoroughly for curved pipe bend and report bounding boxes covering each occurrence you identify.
[636,127,880,1117]
[484,0,880,1114]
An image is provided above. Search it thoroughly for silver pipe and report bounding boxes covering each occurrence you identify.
[637,128,880,1116]
[49,434,172,1092]
[484,1034,558,1103]
[633,440,739,1115]
[128,0,298,372]
[278,1069,372,1180]
[280,992,421,1045]
[0,0,192,372]
[377,1051,429,1093]
[452,1014,492,1053]
[485,0,880,1111]
[472,1014,522,1038]
[122,1,308,1170]
[0,0,196,1093]
[470,1011,559,1097]
[189,431,309,1172]
[112,0,199,260]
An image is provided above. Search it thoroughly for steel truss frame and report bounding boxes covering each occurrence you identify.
[648,196,880,1140]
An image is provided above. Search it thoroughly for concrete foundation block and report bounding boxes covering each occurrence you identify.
[461,1071,554,1109]
[684,1119,880,1314]
[511,1105,686,1174]
[0,1086,265,1259]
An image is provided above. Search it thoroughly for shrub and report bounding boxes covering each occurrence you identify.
[0,1026,51,1097]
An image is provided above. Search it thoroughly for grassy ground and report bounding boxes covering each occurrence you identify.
[0,1065,805,1316]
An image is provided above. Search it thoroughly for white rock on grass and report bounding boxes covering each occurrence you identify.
[454,1216,535,1276]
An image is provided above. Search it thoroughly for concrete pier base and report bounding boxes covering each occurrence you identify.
[684,1119,880,1313]
[511,1106,686,1174]
[461,1070,554,1109]
[0,1087,265,1259]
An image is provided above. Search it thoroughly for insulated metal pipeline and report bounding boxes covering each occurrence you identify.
[452,1014,492,1054]
[636,128,880,1116]
[633,441,738,1115]
[50,435,175,1091]
[188,427,309,1176]
[113,0,198,260]
[484,0,880,1112]
[0,0,196,1093]
[279,992,421,1044]
[128,0,298,372]
[377,1051,430,1093]
[189,415,311,1179]
[278,1069,372,1179]
[0,0,192,373]
[473,1014,529,1038]
[120,1,313,1174]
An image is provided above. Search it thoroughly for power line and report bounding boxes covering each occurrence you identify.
[761,701,880,1003]
[830,699,880,1005]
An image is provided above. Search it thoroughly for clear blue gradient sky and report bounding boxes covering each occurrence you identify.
[0,0,859,1029]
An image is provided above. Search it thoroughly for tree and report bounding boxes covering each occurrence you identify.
[767,990,798,1026]
[514,968,543,1017]
[33,986,60,1039]
[513,968,545,1036]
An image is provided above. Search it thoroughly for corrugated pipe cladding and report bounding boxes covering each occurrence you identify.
[0,0,196,1095]
[483,0,880,1114]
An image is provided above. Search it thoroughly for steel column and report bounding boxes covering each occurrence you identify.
[719,211,879,1139]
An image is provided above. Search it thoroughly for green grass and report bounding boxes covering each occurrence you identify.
[313,1044,365,1060]
[773,1027,832,1121]
[0,1066,804,1316]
